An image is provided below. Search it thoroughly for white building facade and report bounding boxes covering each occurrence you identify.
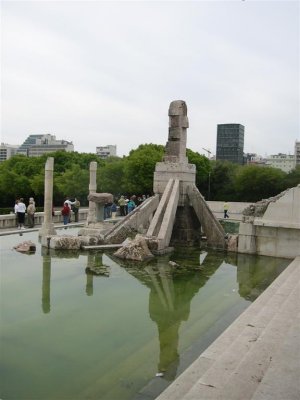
[0,143,19,162]
[17,134,74,157]
[265,153,295,173]
[96,145,117,159]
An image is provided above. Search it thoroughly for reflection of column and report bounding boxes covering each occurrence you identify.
[87,161,97,225]
[86,274,94,296]
[39,157,56,237]
[86,254,95,296]
[42,253,51,314]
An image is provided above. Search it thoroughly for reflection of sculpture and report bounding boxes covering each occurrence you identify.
[116,252,223,380]
[42,252,51,314]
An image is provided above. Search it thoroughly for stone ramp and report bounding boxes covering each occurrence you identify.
[156,256,300,400]
[187,184,225,249]
[146,178,180,251]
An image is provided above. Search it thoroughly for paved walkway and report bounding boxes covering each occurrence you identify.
[155,256,300,400]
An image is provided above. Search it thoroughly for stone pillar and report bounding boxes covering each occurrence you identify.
[87,161,98,224]
[39,157,56,237]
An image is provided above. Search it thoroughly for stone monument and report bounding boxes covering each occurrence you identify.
[39,157,56,237]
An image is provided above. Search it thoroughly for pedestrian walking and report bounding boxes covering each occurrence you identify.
[224,202,229,219]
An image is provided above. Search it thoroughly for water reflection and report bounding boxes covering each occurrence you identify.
[114,252,225,380]
[42,251,51,313]
[85,254,110,296]
[38,246,288,382]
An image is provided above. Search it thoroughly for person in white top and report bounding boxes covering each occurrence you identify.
[16,198,26,229]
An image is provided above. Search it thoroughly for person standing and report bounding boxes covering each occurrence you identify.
[64,197,75,222]
[61,202,70,227]
[16,198,26,229]
[127,197,136,214]
[27,199,36,228]
[72,198,81,222]
[14,199,19,227]
[118,195,126,216]
[223,202,229,219]
[111,202,117,219]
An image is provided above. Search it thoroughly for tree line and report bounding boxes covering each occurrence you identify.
[0,143,299,211]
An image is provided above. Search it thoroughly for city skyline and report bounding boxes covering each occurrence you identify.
[1,1,299,157]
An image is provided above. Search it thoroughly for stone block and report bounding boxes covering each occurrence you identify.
[238,222,256,236]
[49,235,82,250]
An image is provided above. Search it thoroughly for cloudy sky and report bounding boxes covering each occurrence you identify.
[1,0,299,157]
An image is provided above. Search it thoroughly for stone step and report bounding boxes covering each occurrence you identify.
[155,257,299,400]
[182,277,299,399]
[251,311,300,400]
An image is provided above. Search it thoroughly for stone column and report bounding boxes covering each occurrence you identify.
[39,157,56,237]
[86,161,97,224]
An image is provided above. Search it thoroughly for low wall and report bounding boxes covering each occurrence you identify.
[0,202,251,230]
[0,209,89,229]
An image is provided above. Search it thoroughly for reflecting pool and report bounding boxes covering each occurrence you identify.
[0,229,290,400]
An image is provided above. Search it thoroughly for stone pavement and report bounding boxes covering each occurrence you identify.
[155,256,300,400]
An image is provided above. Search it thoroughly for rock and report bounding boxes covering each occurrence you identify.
[13,241,36,253]
[226,234,238,252]
[87,192,113,204]
[85,266,110,276]
[79,235,102,246]
[48,235,82,250]
[114,235,154,261]
[169,261,180,267]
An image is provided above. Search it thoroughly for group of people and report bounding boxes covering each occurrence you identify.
[14,197,36,229]
[103,194,148,220]
[61,198,81,226]
[117,194,148,217]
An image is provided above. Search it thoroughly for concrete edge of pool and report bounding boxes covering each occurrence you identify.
[155,256,300,400]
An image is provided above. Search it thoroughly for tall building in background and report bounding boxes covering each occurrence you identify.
[0,143,19,162]
[17,134,74,156]
[96,145,117,159]
[216,123,245,164]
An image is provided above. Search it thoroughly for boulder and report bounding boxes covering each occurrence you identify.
[48,235,82,250]
[226,234,238,252]
[13,241,36,253]
[114,235,154,261]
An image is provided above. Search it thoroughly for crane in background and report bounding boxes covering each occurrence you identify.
[202,148,212,200]
[202,147,212,159]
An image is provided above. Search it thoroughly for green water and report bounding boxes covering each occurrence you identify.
[0,229,290,400]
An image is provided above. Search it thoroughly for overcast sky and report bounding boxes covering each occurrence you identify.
[1,0,299,157]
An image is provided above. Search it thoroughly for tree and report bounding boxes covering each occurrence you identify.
[186,149,211,196]
[55,164,90,206]
[98,157,126,195]
[283,166,300,189]
[234,165,286,202]
[123,144,164,194]
[209,160,239,201]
